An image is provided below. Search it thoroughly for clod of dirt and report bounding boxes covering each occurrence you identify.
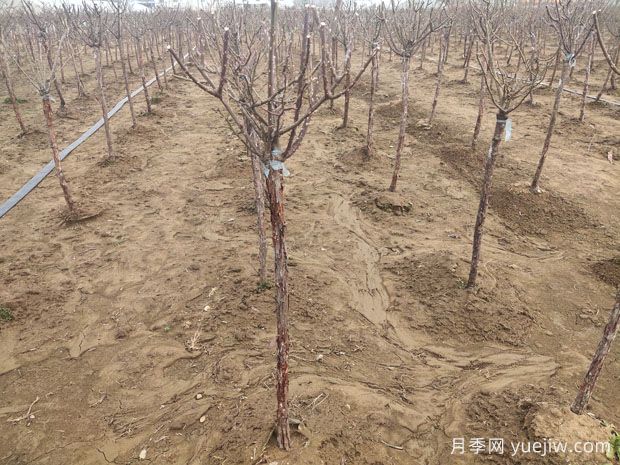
[591,257,620,287]
[524,403,613,465]
[374,192,412,215]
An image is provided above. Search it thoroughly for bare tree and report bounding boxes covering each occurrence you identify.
[109,0,137,128]
[428,24,450,127]
[593,10,620,75]
[382,0,447,192]
[578,34,594,122]
[168,1,375,449]
[69,2,116,162]
[12,25,76,214]
[0,7,27,135]
[466,0,548,289]
[23,1,67,114]
[530,0,593,193]
[571,288,620,414]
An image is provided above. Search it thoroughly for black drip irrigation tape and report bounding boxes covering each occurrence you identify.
[0,58,184,220]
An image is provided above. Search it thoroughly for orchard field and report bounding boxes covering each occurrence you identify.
[0,1,619,464]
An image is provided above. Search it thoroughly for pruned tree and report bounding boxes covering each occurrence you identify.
[530,0,593,193]
[23,0,67,114]
[466,0,549,289]
[0,4,27,135]
[428,23,450,127]
[69,1,116,162]
[168,1,376,449]
[108,0,137,128]
[12,23,77,215]
[593,9,620,75]
[382,0,448,192]
[571,288,620,414]
[360,6,383,158]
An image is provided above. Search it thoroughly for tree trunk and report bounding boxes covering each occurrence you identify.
[264,166,291,451]
[69,43,86,99]
[136,38,152,114]
[389,55,410,192]
[579,38,595,123]
[365,50,379,159]
[548,47,560,87]
[44,40,66,112]
[595,46,619,102]
[571,289,620,414]
[247,125,268,283]
[1,53,27,135]
[462,37,473,83]
[94,48,115,161]
[429,35,445,127]
[118,35,137,128]
[150,44,163,91]
[531,60,570,193]
[472,70,485,149]
[466,112,506,288]
[42,94,75,212]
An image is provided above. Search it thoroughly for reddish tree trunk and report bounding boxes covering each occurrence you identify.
[571,289,620,414]
[462,36,473,83]
[579,38,595,122]
[467,112,506,288]
[69,43,86,99]
[531,60,570,193]
[136,38,152,114]
[264,166,291,451]
[365,50,379,158]
[389,55,410,192]
[429,34,445,127]
[595,47,618,102]
[43,40,66,111]
[150,44,163,91]
[472,70,485,149]
[247,126,268,283]
[1,53,27,135]
[42,95,75,212]
[94,48,115,161]
[118,34,137,128]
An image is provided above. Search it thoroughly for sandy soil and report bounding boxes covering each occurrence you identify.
[0,45,619,465]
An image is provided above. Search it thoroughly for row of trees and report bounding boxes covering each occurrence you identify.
[1,0,619,451]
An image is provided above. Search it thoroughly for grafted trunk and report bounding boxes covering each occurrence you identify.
[467,112,506,288]
[94,48,115,161]
[264,165,290,451]
[531,60,570,193]
[42,94,75,212]
[571,289,620,414]
[389,55,410,192]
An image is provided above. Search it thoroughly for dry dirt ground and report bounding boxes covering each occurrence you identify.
[0,46,619,465]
